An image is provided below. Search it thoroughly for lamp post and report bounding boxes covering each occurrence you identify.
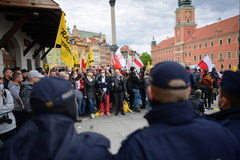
[109,0,118,67]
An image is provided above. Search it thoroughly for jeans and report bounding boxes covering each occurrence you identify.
[87,98,95,114]
[132,89,141,109]
[76,92,86,115]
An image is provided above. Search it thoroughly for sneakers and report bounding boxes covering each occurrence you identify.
[90,114,95,119]
[106,112,111,116]
[99,112,104,116]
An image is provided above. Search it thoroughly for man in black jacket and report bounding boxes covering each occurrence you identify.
[189,89,204,117]
[129,67,143,112]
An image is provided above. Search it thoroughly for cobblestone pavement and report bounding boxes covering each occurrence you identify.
[75,101,219,154]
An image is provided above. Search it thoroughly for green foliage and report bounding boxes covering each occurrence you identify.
[140,52,152,66]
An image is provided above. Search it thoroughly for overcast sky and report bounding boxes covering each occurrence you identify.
[55,0,239,54]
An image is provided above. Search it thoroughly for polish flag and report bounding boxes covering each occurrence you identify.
[134,55,144,68]
[113,49,126,69]
[198,55,212,71]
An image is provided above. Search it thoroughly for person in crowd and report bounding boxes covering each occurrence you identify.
[111,70,126,116]
[19,70,44,120]
[20,69,28,82]
[76,74,86,115]
[200,69,213,109]
[208,71,240,143]
[58,71,69,80]
[8,73,25,129]
[84,72,96,119]
[116,61,240,160]
[139,71,146,109]
[0,77,113,160]
[49,69,57,77]
[189,89,204,117]
[143,72,151,111]
[210,68,220,102]
[193,68,202,90]
[70,70,78,88]
[185,66,196,94]
[96,69,111,116]
[2,68,13,89]
[129,67,142,112]
[0,77,16,143]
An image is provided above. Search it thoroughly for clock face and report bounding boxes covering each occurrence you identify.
[186,11,191,17]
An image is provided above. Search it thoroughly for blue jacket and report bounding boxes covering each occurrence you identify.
[0,114,113,160]
[208,107,240,144]
[116,101,240,160]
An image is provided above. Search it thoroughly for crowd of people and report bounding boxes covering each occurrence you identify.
[0,62,240,159]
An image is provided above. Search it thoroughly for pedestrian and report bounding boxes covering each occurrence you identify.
[8,73,25,129]
[208,71,240,143]
[0,77,16,143]
[96,70,111,116]
[115,61,240,160]
[200,69,213,109]
[20,69,28,82]
[19,70,44,120]
[84,72,96,119]
[2,68,12,89]
[189,89,205,117]
[129,67,142,112]
[0,77,113,160]
[111,70,126,116]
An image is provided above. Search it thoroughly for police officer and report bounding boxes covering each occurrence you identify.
[0,77,113,160]
[116,61,240,160]
[208,71,240,143]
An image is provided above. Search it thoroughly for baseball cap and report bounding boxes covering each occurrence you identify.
[220,71,240,98]
[28,70,44,78]
[30,77,77,120]
[150,61,191,89]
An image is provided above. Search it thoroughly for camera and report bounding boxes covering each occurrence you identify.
[0,114,12,124]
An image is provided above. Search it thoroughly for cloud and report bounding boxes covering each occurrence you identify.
[55,0,239,54]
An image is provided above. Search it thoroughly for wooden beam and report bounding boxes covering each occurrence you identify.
[0,12,32,48]
[41,47,53,60]
[33,46,44,59]
[23,39,37,56]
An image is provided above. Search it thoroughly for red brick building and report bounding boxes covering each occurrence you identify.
[151,0,239,71]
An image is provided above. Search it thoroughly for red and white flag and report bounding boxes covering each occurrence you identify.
[134,55,144,68]
[113,49,126,69]
[198,55,212,71]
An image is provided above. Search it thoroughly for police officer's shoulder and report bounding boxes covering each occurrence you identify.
[79,132,110,148]
[121,128,146,145]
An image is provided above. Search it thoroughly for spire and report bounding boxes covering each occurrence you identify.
[151,36,156,46]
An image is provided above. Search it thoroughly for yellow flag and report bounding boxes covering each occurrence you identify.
[147,61,151,72]
[73,49,80,68]
[55,12,74,67]
[86,45,94,68]
[232,66,237,72]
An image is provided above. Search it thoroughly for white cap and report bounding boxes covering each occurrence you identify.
[28,70,44,78]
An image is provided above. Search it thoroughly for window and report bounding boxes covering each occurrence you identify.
[189,52,191,56]
[185,53,187,57]
[211,41,214,47]
[189,45,191,49]
[194,45,196,49]
[211,53,214,60]
[199,54,202,61]
[177,56,180,61]
[219,52,223,59]
[228,38,231,44]
[199,44,201,48]
[219,39,223,45]
[221,64,224,69]
[228,64,232,69]
[205,43,207,48]
[227,51,232,59]
[194,55,197,61]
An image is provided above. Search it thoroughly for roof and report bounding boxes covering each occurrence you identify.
[0,0,62,48]
[155,37,175,50]
[186,15,239,43]
[78,30,101,38]
[0,0,60,10]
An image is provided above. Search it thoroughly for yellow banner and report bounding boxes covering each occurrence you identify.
[147,61,151,72]
[86,45,94,68]
[55,12,74,67]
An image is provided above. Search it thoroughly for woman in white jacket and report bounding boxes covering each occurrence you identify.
[0,77,16,142]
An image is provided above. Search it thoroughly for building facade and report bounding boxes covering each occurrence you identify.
[151,0,239,71]
[120,45,140,63]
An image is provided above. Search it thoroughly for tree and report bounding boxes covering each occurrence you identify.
[140,52,152,66]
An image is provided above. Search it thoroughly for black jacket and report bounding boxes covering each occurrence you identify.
[129,73,143,89]
[111,75,126,92]
[189,95,204,117]
[84,77,96,99]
